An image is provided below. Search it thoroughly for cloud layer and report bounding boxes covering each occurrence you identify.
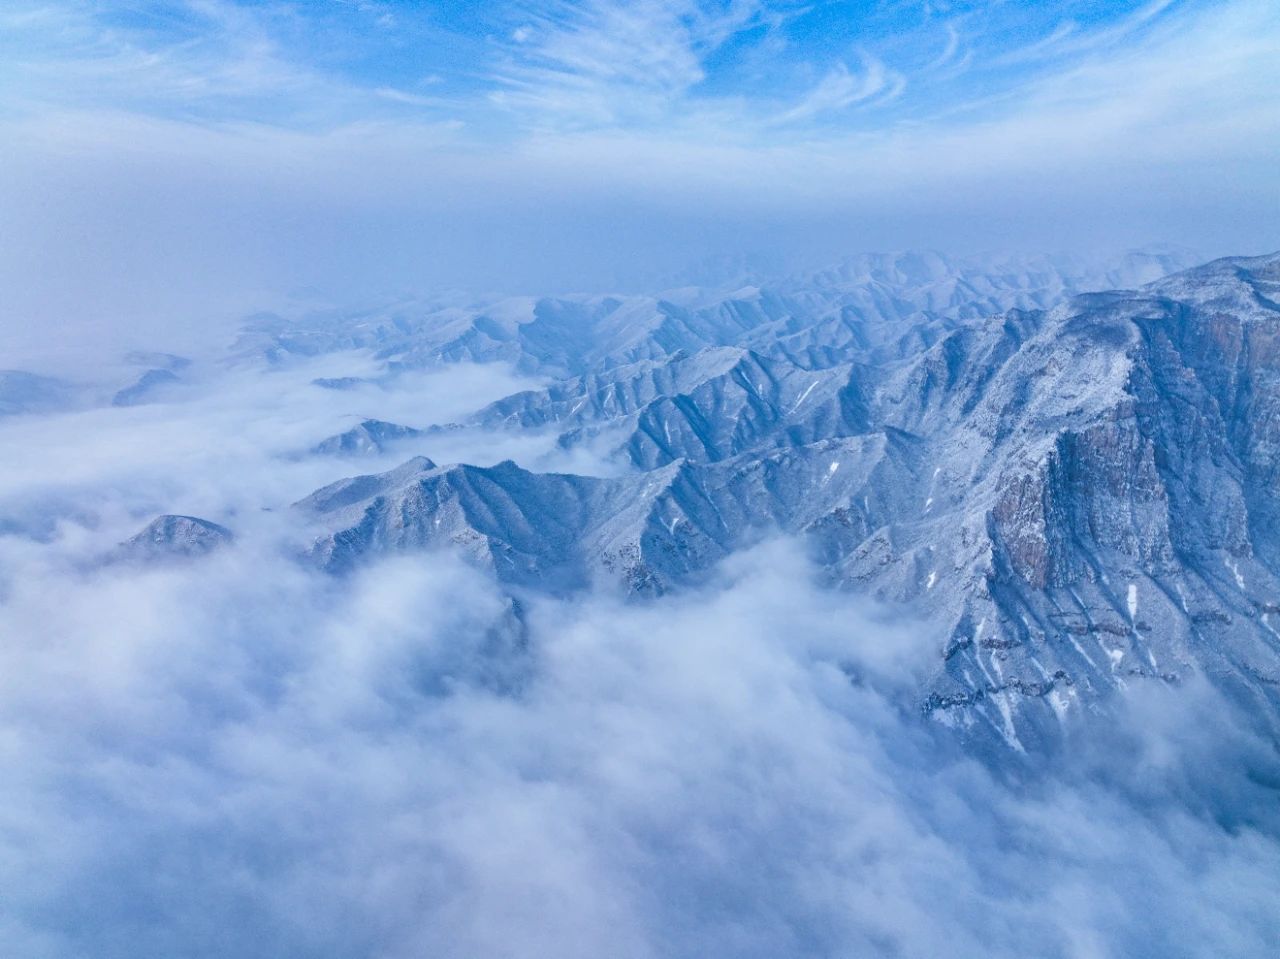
[2,358,1279,958]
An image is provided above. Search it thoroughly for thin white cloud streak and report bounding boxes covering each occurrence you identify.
[490,0,778,127]
[988,0,1177,71]
[373,86,450,108]
[770,57,904,125]
[2,0,287,103]
[0,0,459,126]
[988,19,1080,68]
[1044,0,1180,60]
[922,20,962,70]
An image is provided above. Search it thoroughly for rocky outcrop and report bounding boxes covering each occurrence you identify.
[287,252,1280,750]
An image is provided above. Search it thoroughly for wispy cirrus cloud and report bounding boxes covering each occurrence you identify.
[770,57,904,125]
[922,21,963,72]
[0,0,1276,337]
[0,0,1241,139]
[0,0,460,126]
[488,0,785,127]
[988,0,1179,69]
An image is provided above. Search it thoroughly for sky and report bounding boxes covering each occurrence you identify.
[2,0,1279,355]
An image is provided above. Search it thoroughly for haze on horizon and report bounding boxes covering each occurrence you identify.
[1,0,1278,363]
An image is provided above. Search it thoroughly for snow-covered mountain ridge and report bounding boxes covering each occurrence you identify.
[233,248,1199,376]
[269,251,1280,750]
[72,248,1275,751]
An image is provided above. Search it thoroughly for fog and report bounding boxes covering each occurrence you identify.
[1,358,1279,957]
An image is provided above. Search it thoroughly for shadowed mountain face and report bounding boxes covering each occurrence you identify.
[287,252,1280,751]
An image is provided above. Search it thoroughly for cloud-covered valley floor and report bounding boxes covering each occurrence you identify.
[2,352,1279,958]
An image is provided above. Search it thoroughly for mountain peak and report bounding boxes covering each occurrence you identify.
[111,515,233,563]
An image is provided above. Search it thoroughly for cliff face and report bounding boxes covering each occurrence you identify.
[289,253,1280,750]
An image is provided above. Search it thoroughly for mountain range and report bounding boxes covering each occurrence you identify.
[109,248,1280,752]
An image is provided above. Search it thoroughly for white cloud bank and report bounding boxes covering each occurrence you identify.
[0,361,1279,958]
[2,534,1278,958]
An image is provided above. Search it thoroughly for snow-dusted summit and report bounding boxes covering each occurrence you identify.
[287,251,1280,750]
[111,515,234,563]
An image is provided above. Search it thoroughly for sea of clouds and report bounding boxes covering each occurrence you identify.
[1,351,1279,958]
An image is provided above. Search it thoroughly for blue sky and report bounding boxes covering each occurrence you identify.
[1,1,1278,347]
[0,1,1237,134]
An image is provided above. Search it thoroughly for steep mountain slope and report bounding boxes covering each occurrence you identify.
[298,437,897,578]
[462,346,866,470]
[292,253,1280,751]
